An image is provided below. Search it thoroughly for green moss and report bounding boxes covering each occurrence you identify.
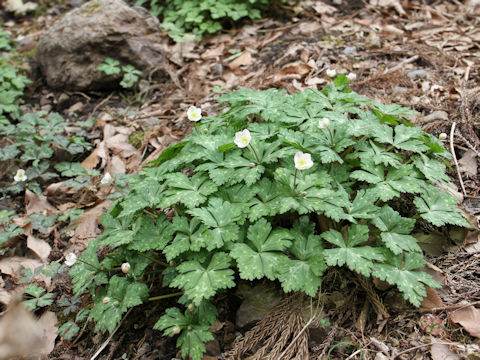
[129,131,145,148]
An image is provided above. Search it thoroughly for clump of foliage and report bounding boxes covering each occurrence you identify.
[97,58,142,89]
[134,0,287,41]
[70,75,468,360]
[0,27,30,120]
[0,112,93,196]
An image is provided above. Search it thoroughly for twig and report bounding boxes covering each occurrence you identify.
[393,342,457,359]
[450,122,467,196]
[383,55,419,75]
[88,93,113,119]
[413,300,480,313]
[91,308,132,360]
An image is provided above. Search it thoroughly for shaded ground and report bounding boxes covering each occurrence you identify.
[2,0,480,359]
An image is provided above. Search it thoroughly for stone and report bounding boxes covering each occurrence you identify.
[235,282,282,328]
[423,110,449,123]
[407,69,428,80]
[343,46,357,56]
[36,0,168,91]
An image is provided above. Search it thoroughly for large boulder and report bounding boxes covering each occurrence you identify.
[36,0,168,91]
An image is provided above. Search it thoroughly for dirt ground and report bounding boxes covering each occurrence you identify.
[2,0,480,359]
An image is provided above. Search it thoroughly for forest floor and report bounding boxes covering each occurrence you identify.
[1,0,480,359]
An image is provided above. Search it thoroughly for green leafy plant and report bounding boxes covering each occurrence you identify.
[0,112,92,196]
[0,209,24,251]
[134,0,287,41]
[0,27,30,120]
[97,58,142,89]
[70,75,468,359]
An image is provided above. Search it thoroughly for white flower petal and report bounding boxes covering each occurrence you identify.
[294,151,314,170]
[187,105,202,122]
[14,169,27,182]
[346,72,357,81]
[326,68,336,77]
[234,129,251,148]
[65,253,77,267]
[100,172,112,185]
[318,117,331,130]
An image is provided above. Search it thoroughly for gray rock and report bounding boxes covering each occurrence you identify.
[407,69,427,80]
[423,110,449,123]
[235,282,282,328]
[343,46,357,56]
[36,0,168,91]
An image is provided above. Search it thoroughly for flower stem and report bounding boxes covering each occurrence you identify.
[327,128,335,148]
[137,252,169,267]
[194,126,200,136]
[292,168,298,196]
[148,292,183,302]
[248,144,261,164]
[77,258,102,272]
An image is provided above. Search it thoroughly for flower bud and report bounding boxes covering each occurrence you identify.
[249,162,255,168]
[172,326,181,335]
[103,297,111,305]
[326,68,336,77]
[301,191,307,197]
[187,304,195,312]
[113,301,120,307]
[169,260,175,267]
[318,117,330,130]
[203,128,209,134]
[121,262,131,274]
[65,253,77,267]
[346,72,357,81]
[439,133,447,140]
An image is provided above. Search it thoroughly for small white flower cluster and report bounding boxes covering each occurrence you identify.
[325,68,357,81]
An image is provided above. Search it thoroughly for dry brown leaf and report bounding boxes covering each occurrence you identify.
[296,21,322,35]
[25,189,58,216]
[81,147,101,170]
[431,342,460,360]
[450,305,480,338]
[0,257,51,287]
[27,235,51,263]
[37,311,58,356]
[110,155,126,175]
[273,62,312,82]
[370,0,406,16]
[312,1,337,14]
[458,149,477,177]
[0,301,45,360]
[105,134,138,158]
[228,51,252,70]
[201,43,225,60]
[420,287,444,309]
[68,200,112,251]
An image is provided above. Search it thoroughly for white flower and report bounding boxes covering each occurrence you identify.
[318,117,331,130]
[439,133,447,140]
[14,169,27,182]
[100,172,112,185]
[234,129,251,148]
[346,72,357,81]
[187,105,202,122]
[326,68,336,77]
[121,262,131,274]
[65,253,77,267]
[294,152,314,170]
